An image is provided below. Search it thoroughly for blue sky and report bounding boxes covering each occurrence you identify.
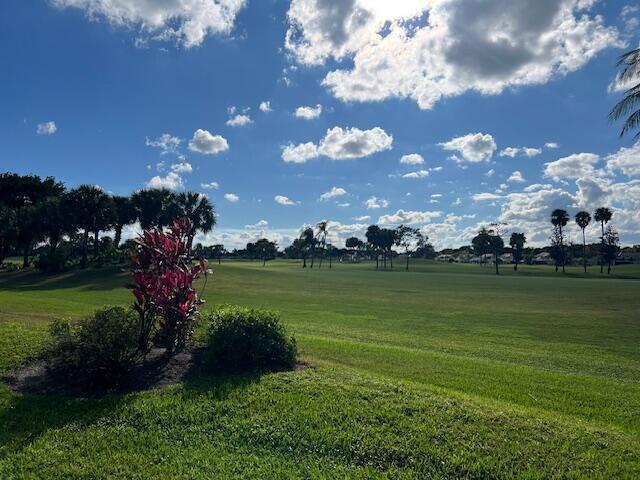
[1,0,639,249]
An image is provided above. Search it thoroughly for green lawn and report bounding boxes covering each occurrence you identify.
[1,260,639,478]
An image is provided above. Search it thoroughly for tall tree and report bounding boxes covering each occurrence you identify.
[609,48,640,139]
[509,232,526,272]
[594,207,613,273]
[602,225,620,275]
[131,188,176,231]
[66,184,109,268]
[550,209,569,273]
[315,221,328,268]
[471,227,492,267]
[394,225,423,271]
[175,192,216,247]
[574,211,591,273]
[93,194,116,257]
[112,195,137,248]
[366,225,381,269]
[299,227,315,268]
[345,236,362,262]
[0,204,17,264]
[211,244,225,264]
[488,223,506,275]
[251,238,277,266]
[378,228,396,269]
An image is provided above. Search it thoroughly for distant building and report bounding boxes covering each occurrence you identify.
[532,252,554,265]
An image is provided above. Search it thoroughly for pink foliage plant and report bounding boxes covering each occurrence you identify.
[129,218,207,355]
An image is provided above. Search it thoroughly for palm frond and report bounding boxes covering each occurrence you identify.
[620,109,640,140]
[609,87,640,121]
[616,48,640,83]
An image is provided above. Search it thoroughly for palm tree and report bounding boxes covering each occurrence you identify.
[609,48,640,139]
[175,192,216,247]
[112,195,136,248]
[299,227,315,268]
[594,207,613,273]
[67,184,108,268]
[574,211,591,273]
[93,194,115,257]
[509,232,526,272]
[550,209,569,273]
[315,221,328,268]
[131,188,176,231]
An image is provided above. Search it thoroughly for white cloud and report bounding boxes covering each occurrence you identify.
[523,147,542,157]
[200,181,219,190]
[282,142,319,163]
[170,162,192,173]
[51,0,247,48]
[337,202,350,207]
[440,133,496,163]
[507,170,525,183]
[147,171,183,190]
[499,147,519,158]
[378,209,442,226]
[354,215,370,222]
[543,153,601,181]
[224,193,239,202]
[431,194,443,199]
[364,196,389,209]
[188,129,229,155]
[282,126,393,163]
[145,133,180,154]
[320,186,347,201]
[605,141,640,177]
[400,153,424,165]
[36,121,57,135]
[295,104,322,119]
[245,219,269,228]
[286,0,620,110]
[259,101,272,113]
[226,114,252,127]
[501,146,542,158]
[472,192,503,202]
[275,195,298,206]
[545,142,560,149]
[402,170,429,179]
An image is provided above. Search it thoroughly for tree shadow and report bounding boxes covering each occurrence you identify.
[0,267,131,292]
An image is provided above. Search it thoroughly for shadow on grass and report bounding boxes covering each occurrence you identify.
[0,266,131,292]
[0,367,262,458]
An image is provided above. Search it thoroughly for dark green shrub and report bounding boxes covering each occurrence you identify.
[34,248,71,273]
[49,306,143,385]
[205,306,297,372]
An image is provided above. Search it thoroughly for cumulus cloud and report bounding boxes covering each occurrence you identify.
[354,215,370,222]
[402,170,429,179]
[50,0,247,48]
[400,153,424,165]
[440,133,496,163]
[224,193,239,202]
[543,153,601,181]
[147,171,183,190]
[170,162,192,173]
[146,133,180,154]
[259,101,272,113]
[507,170,525,183]
[545,142,560,149]
[286,0,620,109]
[36,121,57,135]
[188,129,229,155]
[200,181,219,190]
[472,192,503,202]
[282,126,393,163]
[319,186,347,201]
[364,196,389,209]
[378,209,442,226]
[295,104,322,119]
[500,146,541,157]
[226,114,252,127]
[282,142,319,163]
[605,141,640,177]
[275,195,298,205]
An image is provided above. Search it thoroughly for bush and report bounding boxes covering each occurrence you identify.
[34,248,71,273]
[49,306,142,385]
[205,306,297,372]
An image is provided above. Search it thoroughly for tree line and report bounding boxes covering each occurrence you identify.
[0,172,215,271]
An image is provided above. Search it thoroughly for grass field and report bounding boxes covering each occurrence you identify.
[1,260,639,478]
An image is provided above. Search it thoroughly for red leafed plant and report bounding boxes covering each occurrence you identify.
[129,217,207,356]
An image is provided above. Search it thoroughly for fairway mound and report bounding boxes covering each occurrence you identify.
[5,345,209,397]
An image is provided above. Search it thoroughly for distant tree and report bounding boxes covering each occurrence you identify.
[574,211,591,273]
[549,227,564,272]
[0,204,17,264]
[602,225,620,275]
[252,238,278,266]
[509,232,526,271]
[315,221,328,268]
[40,194,75,260]
[211,244,225,264]
[298,227,315,268]
[394,225,423,271]
[594,207,613,273]
[345,236,363,262]
[366,225,381,269]
[609,48,640,139]
[93,194,116,257]
[488,222,506,275]
[378,228,396,269]
[175,192,216,247]
[550,209,569,273]
[471,227,492,267]
[112,195,136,248]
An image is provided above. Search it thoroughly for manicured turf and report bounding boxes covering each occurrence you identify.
[1,260,639,478]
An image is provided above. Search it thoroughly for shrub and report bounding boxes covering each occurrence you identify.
[129,218,207,356]
[34,248,71,273]
[48,306,142,386]
[205,306,297,372]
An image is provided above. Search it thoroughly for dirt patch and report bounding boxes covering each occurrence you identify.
[5,348,310,398]
[5,345,209,398]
